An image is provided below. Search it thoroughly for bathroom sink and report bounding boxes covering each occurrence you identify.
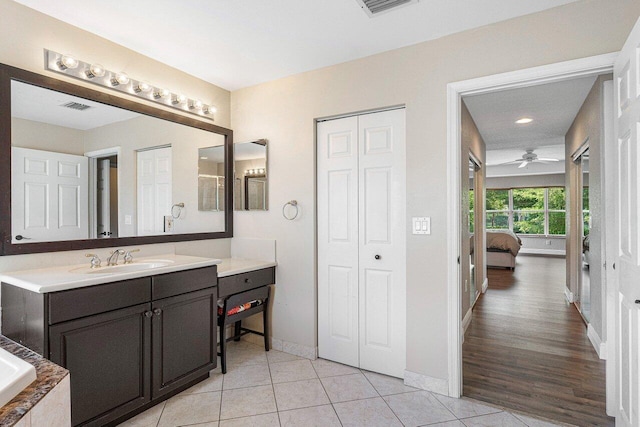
[0,347,37,408]
[70,260,174,275]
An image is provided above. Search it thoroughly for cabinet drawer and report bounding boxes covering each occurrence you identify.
[48,277,151,324]
[152,266,217,300]
[218,267,275,298]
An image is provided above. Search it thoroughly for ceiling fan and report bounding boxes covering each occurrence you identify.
[500,149,560,168]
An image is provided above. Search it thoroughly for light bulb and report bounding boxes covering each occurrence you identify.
[205,105,217,115]
[134,81,152,93]
[111,72,130,86]
[153,88,170,99]
[515,117,533,124]
[57,54,78,70]
[85,63,105,78]
[172,94,187,105]
[190,99,203,110]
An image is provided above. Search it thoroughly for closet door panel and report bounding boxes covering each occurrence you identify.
[358,109,406,379]
[318,116,360,367]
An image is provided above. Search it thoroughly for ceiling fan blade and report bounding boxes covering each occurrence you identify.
[496,159,523,166]
[518,160,529,168]
[537,158,559,162]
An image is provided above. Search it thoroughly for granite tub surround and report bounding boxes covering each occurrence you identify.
[0,253,221,293]
[0,335,69,426]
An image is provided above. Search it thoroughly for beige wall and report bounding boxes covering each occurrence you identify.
[231,0,639,382]
[486,173,566,189]
[461,101,486,319]
[12,118,85,155]
[565,74,612,340]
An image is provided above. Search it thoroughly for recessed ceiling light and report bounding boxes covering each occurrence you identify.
[515,118,533,124]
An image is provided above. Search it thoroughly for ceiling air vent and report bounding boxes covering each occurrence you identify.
[60,101,92,111]
[355,0,418,17]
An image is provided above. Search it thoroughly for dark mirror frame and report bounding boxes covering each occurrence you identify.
[0,63,233,256]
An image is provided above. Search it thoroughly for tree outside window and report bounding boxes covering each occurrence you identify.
[486,189,509,230]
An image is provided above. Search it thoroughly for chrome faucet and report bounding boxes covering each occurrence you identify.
[85,253,102,268]
[123,249,140,264]
[106,249,125,266]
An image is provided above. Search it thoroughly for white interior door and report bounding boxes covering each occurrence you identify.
[97,158,111,238]
[358,110,406,378]
[613,16,640,427]
[137,147,172,235]
[318,109,406,378]
[12,147,88,243]
[318,116,360,368]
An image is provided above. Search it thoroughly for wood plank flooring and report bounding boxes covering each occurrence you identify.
[463,255,614,426]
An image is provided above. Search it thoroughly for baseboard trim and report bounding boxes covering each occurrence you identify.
[587,323,607,360]
[520,248,566,256]
[404,370,449,395]
[564,287,575,303]
[271,338,317,360]
[482,278,488,293]
[462,308,472,335]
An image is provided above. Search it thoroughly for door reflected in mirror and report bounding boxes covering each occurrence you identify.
[234,139,268,211]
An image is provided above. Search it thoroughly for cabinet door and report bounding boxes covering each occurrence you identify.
[49,303,152,427]
[152,287,217,399]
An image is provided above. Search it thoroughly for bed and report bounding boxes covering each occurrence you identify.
[486,230,522,270]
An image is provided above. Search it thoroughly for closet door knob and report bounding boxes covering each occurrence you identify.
[374,255,381,260]
[144,311,153,318]
[153,308,162,316]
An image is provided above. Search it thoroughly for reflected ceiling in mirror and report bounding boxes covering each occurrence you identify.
[1,63,233,255]
[234,140,268,211]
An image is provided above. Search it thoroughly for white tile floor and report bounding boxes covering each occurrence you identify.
[118,341,570,427]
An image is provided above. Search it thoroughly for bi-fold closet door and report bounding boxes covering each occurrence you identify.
[317,108,406,379]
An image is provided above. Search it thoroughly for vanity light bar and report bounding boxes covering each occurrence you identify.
[44,49,217,121]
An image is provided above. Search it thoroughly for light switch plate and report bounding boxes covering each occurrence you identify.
[412,217,430,235]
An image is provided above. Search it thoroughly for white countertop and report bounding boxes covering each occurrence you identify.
[0,254,221,294]
[217,258,277,277]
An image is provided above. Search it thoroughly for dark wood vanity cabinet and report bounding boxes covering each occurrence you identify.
[49,303,153,426]
[1,265,218,427]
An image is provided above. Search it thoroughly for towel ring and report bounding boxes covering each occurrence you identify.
[171,203,185,219]
[282,200,299,220]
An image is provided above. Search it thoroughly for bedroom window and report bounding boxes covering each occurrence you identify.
[485,187,566,236]
[485,189,509,230]
[512,188,544,234]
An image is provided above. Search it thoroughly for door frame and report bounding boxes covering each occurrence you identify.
[85,147,121,239]
[446,53,617,399]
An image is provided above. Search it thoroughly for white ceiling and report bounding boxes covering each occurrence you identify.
[13,0,578,91]
[464,75,598,176]
[11,80,140,130]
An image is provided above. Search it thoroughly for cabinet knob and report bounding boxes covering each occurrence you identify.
[245,278,252,283]
[635,300,640,305]
[144,311,153,318]
[153,308,162,316]
[375,255,381,260]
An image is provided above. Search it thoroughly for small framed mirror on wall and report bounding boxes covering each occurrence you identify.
[233,139,268,211]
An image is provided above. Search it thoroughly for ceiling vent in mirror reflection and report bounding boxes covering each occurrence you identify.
[60,101,92,111]
[44,49,216,120]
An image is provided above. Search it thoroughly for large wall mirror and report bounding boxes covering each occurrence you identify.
[234,139,268,211]
[0,64,233,255]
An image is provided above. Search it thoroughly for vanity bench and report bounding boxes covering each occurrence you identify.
[216,258,277,373]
